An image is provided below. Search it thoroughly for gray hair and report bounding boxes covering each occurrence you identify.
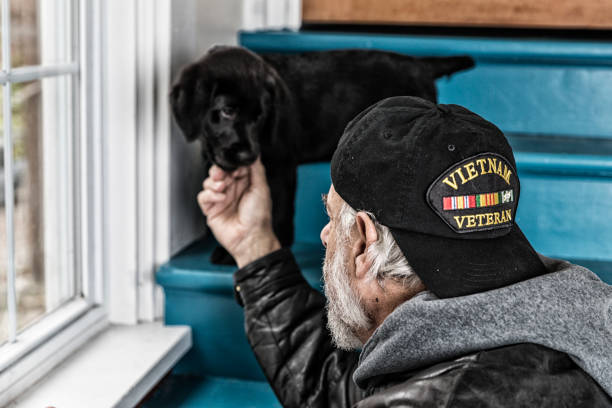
[337,201,423,289]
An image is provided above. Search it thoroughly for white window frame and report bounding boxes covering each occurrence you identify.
[0,0,108,402]
[105,0,171,325]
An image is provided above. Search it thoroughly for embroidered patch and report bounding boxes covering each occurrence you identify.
[442,190,514,211]
[427,153,519,234]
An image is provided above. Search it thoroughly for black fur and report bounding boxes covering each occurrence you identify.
[170,46,474,264]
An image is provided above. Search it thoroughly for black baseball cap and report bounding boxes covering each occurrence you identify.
[330,96,547,298]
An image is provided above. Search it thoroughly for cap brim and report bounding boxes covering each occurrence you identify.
[390,225,547,298]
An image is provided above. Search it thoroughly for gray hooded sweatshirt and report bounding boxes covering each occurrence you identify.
[354,256,612,397]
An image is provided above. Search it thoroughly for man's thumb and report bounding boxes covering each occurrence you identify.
[250,157,268,187]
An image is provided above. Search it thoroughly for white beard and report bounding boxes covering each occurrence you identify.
[323,236,372,350]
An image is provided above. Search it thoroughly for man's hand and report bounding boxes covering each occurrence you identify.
[198,158,281,268]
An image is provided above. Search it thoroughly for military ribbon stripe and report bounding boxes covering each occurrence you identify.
[443,190,514,211]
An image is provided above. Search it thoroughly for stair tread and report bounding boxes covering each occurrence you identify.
[142,375,281,408]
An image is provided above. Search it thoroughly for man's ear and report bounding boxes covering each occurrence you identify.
[169,67,210,142]
[352,212,378,280]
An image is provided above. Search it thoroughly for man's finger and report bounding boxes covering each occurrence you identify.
[249,157,268,189]
[199,189,227,205]
[197,190,221,212]
[203,177,229,193]
[232,167,249,179]
[197,191,214,215]
[198,198,214,216]
[210,165,228,181]
[198,189,233,219]
[233,171,250,202]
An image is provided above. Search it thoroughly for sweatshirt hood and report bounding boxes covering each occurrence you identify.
[353,256,612,396]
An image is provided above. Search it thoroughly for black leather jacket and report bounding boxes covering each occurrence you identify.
[233,248,612,408]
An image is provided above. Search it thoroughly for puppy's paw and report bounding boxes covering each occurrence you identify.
[210,245,236,265]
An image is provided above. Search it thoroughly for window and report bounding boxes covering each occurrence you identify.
[0,0,79,346]
[0,1,107,397]
[0,0,172,401]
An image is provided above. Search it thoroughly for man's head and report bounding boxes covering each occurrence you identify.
[321,96,546,349]
[321,185,425,349]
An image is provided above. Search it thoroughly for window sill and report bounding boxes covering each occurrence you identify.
[9,322,191,408]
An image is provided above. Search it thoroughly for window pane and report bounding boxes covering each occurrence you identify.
[10,0,39,67]
[12,76,76,333]
[0,89,6,345]
[11,0,74,68]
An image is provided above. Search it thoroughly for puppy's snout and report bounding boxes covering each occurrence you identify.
[236,150,257,163]
[220,145,256,165]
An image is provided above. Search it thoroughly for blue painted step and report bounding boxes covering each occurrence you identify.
[142,376,281,408]
[158,235,325,381]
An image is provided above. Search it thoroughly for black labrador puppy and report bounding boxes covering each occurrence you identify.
[171,46,474,264]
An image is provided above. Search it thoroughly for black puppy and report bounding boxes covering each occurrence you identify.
[171,46,474,264]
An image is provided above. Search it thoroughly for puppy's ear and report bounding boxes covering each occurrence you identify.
[169,67,210,142]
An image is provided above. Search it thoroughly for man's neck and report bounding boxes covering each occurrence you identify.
[357,280,426,343]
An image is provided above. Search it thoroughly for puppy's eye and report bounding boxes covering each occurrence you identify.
[220,106,237,120]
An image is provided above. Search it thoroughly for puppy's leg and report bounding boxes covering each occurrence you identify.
[267,163,297,248]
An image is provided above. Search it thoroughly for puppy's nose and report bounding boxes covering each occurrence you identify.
[236,150,256,163]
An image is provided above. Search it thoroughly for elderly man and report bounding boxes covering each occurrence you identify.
[198,96,612,407]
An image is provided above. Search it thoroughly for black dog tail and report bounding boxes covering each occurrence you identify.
[420,56,475,79]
